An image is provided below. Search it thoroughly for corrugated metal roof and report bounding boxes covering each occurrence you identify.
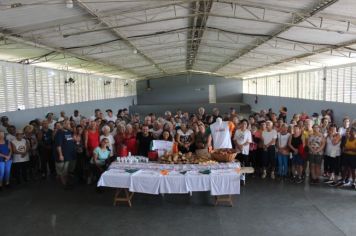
[1,0,356,80]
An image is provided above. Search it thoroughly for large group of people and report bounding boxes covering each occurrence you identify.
[0,106,355,191]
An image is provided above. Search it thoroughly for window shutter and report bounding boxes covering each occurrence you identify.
[0,64,6,112]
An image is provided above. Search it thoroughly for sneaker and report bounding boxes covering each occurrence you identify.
[335,180,346,187]
[324,179,334,184]
[296,177,303,184]
[342,181,352,187]
[261,170,267,179]
[329,181,338,187]
[271,172,275,180]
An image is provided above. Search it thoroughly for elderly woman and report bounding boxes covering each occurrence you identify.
[0,131,12,189]
[324,124,341,185]
[197,107,206,121]
[100,125,115,155]
[307,125,326,184]
[124,124,137,155]
[276,123,290,179]
[11,129,30,184]
[163,121,176,138]
[114,124,126,156]
[150,120,163,140]
[24,125,39,179]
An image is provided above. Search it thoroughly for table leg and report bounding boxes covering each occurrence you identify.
[113,188,134,207]
[214,195,233,207]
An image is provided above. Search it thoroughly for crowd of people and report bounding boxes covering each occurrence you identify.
[0,106,355,191]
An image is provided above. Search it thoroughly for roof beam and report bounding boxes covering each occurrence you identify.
[186,0,213,70]
[12,1,186,34]
[211,0,340,72]
[74,0,166,75]
[0,31,138,78]
[234,38,356,77]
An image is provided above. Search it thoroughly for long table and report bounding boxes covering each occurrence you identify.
[98,162,242,206]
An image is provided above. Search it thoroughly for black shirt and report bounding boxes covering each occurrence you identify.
[136,132,153,156]
[41,128,53,146]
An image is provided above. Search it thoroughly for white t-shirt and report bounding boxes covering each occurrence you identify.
[177,129,193,143]
[105,115,117,123]
[58,117,65,122]
[48,120,56,130]
[6,134,16,143]
[100,134,115,154]
[325,136,341,157]
[12,139,29,163]
[71,115,82,125]
[110,127,117,137]
[338,127,348,137]
[0,124,7,133]
[233,129,252,155]
[277,133,290,148]
[210,121,232,149]
[150,128,162,139]
[262,129,277,146]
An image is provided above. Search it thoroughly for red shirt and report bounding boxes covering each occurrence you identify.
[124,133,137,155]
[86,129,99,157]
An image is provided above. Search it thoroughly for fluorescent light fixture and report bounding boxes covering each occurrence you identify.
[66,0,73,9]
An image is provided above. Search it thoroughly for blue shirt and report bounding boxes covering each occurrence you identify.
[0,141,10,162]
[55,129,76,161]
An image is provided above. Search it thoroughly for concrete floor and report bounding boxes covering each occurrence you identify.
[0,177,355,236]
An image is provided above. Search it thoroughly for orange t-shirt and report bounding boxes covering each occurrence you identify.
[228,121,235,137]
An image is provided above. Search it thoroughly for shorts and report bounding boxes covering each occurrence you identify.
[292,154,304,166]
[341,154,356,169]
[56,160,76,176]
[308,154,323,165]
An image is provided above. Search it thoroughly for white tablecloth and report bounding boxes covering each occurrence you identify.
[160,171,188,194]
[130,170,161,195]
[97,169,131,188]
[98,164,241,196]
[210,169,240,195]
[185,171,211,192]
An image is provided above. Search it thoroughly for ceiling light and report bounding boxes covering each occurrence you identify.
[66,0,73,9]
